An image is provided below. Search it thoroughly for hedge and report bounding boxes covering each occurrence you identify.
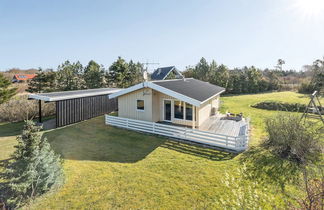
[251,101,308,113]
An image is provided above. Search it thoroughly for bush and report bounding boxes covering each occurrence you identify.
[251,101,309,113]
[0,95,55,122]
[298,82,314,94]
[241,114,322,192]
[263,114,322,165]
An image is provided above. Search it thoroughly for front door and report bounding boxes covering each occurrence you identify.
[164,100,172,121]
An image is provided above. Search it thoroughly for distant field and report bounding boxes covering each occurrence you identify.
[0,91,319,209]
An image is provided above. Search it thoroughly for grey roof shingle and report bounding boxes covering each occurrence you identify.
[151,66,181,80]
[152,78,225,102]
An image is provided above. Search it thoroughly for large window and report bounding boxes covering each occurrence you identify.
[174,101,184,119]
[137,100,144,111]
[185,103,193,121]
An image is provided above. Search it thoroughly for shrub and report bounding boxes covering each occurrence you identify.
[241,114,322,192]
[263,114,322,165]
[0,95,55,122]
[298,82,314,94]
[292,167,324,210]
[2,121,64,208]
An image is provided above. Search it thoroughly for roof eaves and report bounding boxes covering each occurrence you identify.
[28,94,52,101]
[109,82,148,99]
[109,81,202,107]
[199,89,226,105]
[29,89,121,102]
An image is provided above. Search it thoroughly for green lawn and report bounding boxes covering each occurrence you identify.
[0,91,319,209]
[221,91,323,145]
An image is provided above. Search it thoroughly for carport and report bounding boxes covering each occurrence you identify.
[28,88,121,128]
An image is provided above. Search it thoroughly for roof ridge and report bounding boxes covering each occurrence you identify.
[151,78,185,83]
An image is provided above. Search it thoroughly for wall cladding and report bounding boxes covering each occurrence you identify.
[55,95,117,127]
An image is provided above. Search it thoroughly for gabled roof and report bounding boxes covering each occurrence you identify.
[150,66,183,80]
[13,74,36,81]
[109,78,225,107]
[28,88,121,102]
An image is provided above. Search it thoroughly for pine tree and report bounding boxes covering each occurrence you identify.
[83,60,106,89]
[0,73,16,104]
[56,60,85,91]
[3,121,63,208]
[210,62,229,88]
[26,68,56,93]
[108,57,130,88]
[128,60,144,85]
[194,57,210,81]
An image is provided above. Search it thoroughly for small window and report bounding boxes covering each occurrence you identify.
[174,101,184,119]
[185,103,193,121]
[137,100,144,111]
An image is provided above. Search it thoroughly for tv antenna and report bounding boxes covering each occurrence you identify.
[140,61,159,82]
[142,61,160,73]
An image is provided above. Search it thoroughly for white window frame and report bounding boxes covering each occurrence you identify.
[163,99,172,122]
[162,98,195,122]
[136,99,145,112]
[185,103,193,121]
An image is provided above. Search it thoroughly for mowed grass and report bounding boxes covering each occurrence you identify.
[0,91,319,209]
[221,91,323,145]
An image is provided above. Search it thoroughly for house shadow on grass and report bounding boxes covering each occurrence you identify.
[160,140,236,161]
[41,117,236,163]
[42,123,166,163]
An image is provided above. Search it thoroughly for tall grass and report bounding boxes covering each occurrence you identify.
[0,95,55,123]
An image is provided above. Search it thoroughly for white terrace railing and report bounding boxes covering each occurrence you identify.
[105,115,249,152]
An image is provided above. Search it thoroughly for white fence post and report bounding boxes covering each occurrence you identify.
[153,122,155,133]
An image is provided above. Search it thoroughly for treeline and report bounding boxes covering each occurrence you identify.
[183,57,324,95]
[183,58,281,94]
[27,57,144,93]
[298,58,324,95]
[22,56,324,95]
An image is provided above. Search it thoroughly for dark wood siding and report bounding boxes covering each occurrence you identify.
[55,95,118,127]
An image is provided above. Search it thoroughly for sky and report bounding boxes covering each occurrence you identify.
[1,0,324,72]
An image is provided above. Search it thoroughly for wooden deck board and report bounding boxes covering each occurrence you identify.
[199,115,247,137]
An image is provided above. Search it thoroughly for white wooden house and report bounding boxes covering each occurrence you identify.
[106,78,249,151]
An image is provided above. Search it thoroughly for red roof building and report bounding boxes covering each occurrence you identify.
[12,74,36,82]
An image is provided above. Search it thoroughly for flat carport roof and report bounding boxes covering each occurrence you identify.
[28,88,122,102]
[28,88,122,125]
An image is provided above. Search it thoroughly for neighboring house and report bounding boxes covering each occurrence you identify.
[150,66,183,80]
[109,78,225,128]
[12,74,36,83]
